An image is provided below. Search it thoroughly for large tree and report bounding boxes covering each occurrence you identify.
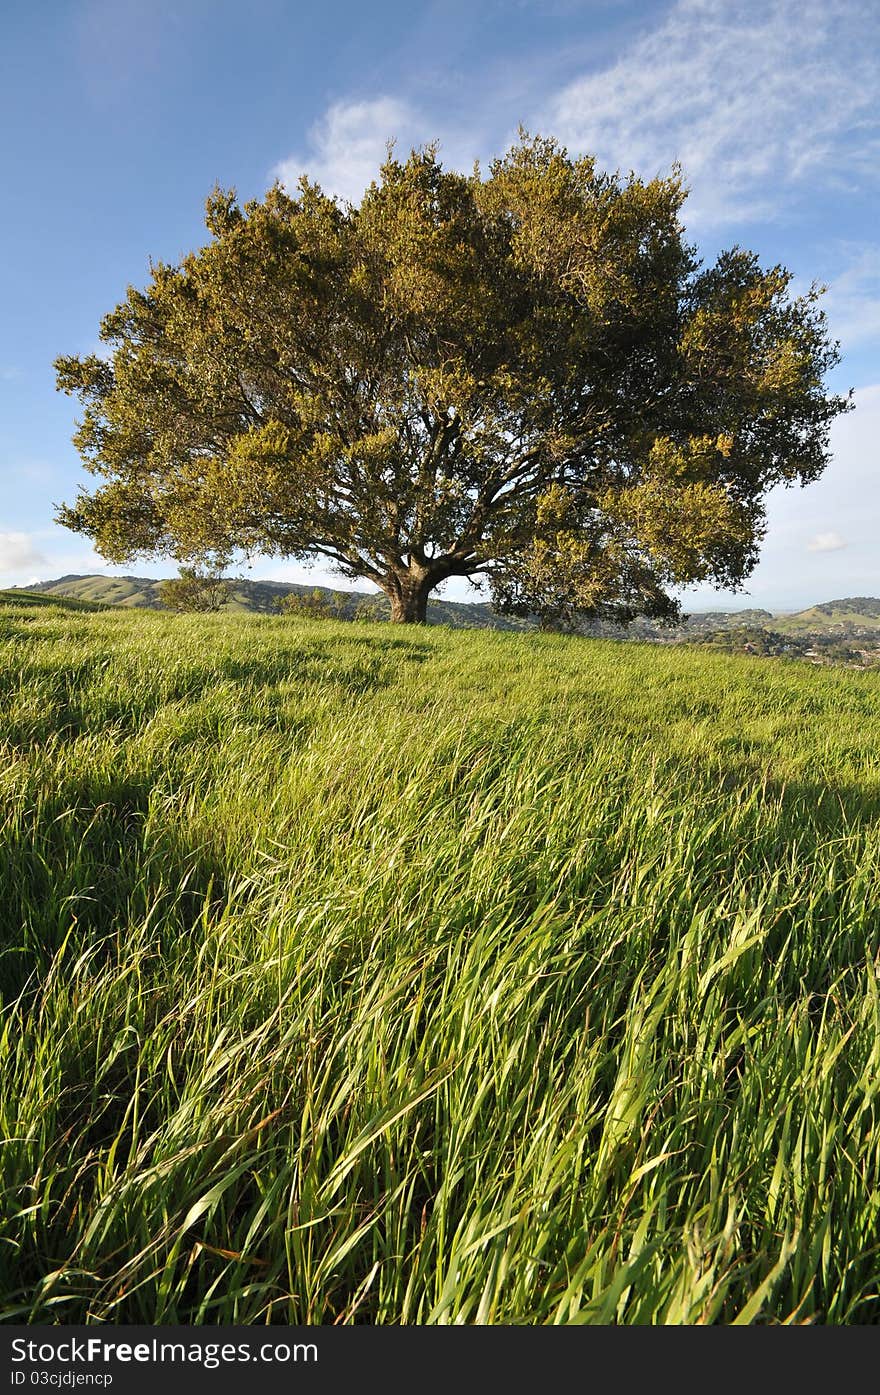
[55,135,849,625]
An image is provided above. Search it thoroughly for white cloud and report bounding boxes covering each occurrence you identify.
[807,532,847,553]
[0,528,156,589]
[273,97,427,205]
[272,96,485,205]
[0,531,46,577]
[542,0,880,227]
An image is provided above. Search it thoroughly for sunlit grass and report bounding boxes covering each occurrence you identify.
[1,599,879,1323]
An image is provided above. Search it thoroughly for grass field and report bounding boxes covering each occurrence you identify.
[2,595,880,1324]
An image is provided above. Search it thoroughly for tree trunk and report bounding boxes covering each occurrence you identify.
[388,571,432,623]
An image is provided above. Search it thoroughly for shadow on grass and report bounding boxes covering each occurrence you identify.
[0,636,433,751]
[712,765,880,836]
[0,771,227,1002]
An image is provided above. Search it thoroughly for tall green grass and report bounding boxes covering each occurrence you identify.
[1,599,879,1323]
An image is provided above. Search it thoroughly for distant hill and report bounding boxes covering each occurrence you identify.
[10,577,880,639]
[774,599,880,634]
[811,598,880,618]
[13,574,532,630]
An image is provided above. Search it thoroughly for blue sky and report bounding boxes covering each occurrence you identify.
[2,0,878,611]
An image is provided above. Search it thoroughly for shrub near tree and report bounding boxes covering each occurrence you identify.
[56,134,848,626]
[157,566,230,613]
[276,588,350,620]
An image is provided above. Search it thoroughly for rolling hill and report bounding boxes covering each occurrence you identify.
[12,573,531,629]
[773,598,880,634]
[8,575,880,640]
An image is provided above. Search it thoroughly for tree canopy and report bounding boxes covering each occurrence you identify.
[55,134,849,624]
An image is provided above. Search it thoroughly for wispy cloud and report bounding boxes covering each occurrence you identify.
[823,246,880,353]
[807,531,847,553]
[8,458,60,486]
[73,0,192,108]
[541,0,880,227]
[276,1,879,228]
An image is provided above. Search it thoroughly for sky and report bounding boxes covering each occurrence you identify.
[1,0,878,612]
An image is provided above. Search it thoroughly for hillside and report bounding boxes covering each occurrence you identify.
[774,598,880,634]
[2,596,880,1324]
[18,575,880,639]
[17,573,531,629]
[0,587,106,612]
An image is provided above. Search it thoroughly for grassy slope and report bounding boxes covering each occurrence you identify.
[1,595,879,1324]
[0,589,106,613]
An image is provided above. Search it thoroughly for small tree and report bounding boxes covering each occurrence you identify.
[158,565,230,613]
[55,134,849,625]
